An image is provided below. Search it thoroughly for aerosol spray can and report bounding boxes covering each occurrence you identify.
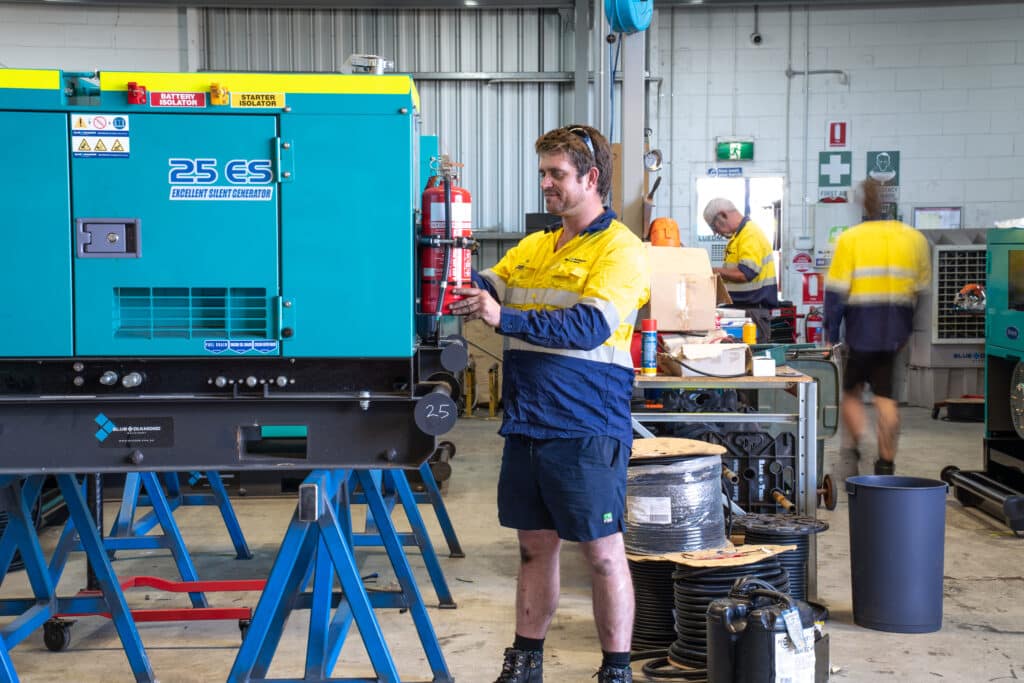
[641,319,658,377]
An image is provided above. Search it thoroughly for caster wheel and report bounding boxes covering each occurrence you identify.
[43,620,72,652]
[437,440,456,460]
[822,474,838,511]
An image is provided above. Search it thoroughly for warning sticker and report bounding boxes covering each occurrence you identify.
[150,91,207,108]
[231,92,286,108]
[71,113,131,158]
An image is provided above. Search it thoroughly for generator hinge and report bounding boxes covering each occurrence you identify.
[274,137,294,183]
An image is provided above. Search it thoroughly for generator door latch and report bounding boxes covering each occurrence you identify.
[77,218,141,258]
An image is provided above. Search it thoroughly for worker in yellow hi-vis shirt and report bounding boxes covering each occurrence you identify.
[703,198,778,342]
[825,178,930,478]
[450,124,649,683]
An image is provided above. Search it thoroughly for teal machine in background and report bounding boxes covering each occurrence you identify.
[0,68,465,473]
[943,227,1024,533]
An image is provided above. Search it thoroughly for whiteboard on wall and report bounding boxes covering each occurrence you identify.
[913,206,962,230]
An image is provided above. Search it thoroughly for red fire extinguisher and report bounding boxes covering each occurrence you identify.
[805,306,824,345]
[420,157,473,315]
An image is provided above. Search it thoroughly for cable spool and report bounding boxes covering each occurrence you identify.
[624,455,727,555]
[628,559,677,652]
[735,513,829,603]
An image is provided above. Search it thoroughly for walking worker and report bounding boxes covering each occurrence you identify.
[703,198,778,341]
[449,123,650,683]
[825,178,930,476]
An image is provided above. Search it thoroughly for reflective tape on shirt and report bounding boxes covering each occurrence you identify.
[846,291,917,306]
[727,278,771,292]
[850,266,921,281]
[506,337,635,369]
[505,285,580,309]
[480,270,507,301]
[579,296,622,331]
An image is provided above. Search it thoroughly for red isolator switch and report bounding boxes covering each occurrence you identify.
[126,82,147,105]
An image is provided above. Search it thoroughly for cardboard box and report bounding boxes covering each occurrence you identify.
[657,343,751,378]
[646,245,732,332]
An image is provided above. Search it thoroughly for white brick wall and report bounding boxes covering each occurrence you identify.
[0,3,187,71]
[653,2,1024,303]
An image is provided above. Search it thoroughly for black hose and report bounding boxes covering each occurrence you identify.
[634,556,791,681]
[735,513,828,603]
[625,455,726,555]
[629,559,677,652]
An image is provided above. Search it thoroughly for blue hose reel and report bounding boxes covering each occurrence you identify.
[605,0,653,34]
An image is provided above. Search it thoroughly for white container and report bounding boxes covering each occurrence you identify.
[752,355,777,377]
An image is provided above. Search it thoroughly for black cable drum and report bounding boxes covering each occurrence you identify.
[667,557,790,672]
[624,455,727,555]
[735,513,829,602]
[628,559,678,652]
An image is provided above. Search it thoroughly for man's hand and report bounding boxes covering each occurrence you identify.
[450,287,502,327]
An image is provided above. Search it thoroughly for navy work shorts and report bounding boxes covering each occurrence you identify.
[497,434,630,542]
[843,349,899,399]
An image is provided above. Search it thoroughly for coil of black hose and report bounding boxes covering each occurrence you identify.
[624,455,726,555]
[637,556,790,681]
[736,513,828,603]
[629,559,677,652]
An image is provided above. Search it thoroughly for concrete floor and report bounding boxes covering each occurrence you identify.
[3,406,1022,682]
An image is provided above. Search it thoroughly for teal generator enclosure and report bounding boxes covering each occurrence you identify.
[0,68,465,473]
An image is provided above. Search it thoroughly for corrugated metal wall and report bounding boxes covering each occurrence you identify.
[203,8,580,231]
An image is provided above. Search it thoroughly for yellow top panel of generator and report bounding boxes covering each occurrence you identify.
[101,71,419,110]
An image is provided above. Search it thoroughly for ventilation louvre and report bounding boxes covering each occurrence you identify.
[114,287,268,339]
[933,247,986,343]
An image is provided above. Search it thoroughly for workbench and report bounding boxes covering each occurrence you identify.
[632,368,820,599]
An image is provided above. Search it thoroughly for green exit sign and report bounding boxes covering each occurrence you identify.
[716,140,754,161]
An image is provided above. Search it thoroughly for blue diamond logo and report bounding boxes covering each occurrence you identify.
[93,414,116,442]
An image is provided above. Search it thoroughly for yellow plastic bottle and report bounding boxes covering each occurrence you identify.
[742,321,758,345]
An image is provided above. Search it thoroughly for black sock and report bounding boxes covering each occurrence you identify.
[513,634,544,652]
[602,651,631,669]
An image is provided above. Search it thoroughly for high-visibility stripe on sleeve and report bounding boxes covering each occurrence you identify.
[479,269,507,302]
[579,297,621,331]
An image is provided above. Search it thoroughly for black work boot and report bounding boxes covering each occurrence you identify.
[874,459,895,475]
[595,665,633,682]
[494,648,543,683]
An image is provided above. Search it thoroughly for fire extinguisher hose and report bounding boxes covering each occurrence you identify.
[435,175,454,319]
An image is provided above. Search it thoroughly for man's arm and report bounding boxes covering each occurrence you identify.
[713,264,749,282]
[452,236,649,352]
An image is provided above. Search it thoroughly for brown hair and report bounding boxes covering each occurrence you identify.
[861,177,883,220]
[534,124,612,201]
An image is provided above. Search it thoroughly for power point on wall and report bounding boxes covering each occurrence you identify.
[794,235,814,251]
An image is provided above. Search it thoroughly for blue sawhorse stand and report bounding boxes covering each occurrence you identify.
[351,467,457,608]
[229,468,453,683]
[49,470,208,609]
[109,471,252,560]
[0,474,154,682]
[408,457,464,560]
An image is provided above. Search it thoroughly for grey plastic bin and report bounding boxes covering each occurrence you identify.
[846,475,948,633]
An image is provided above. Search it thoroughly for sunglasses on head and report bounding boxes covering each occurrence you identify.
[567,127,596,159]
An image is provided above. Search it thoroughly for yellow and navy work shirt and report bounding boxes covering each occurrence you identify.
[473,209,650,446]
[722,218,778,307]
[824,220,930,352]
